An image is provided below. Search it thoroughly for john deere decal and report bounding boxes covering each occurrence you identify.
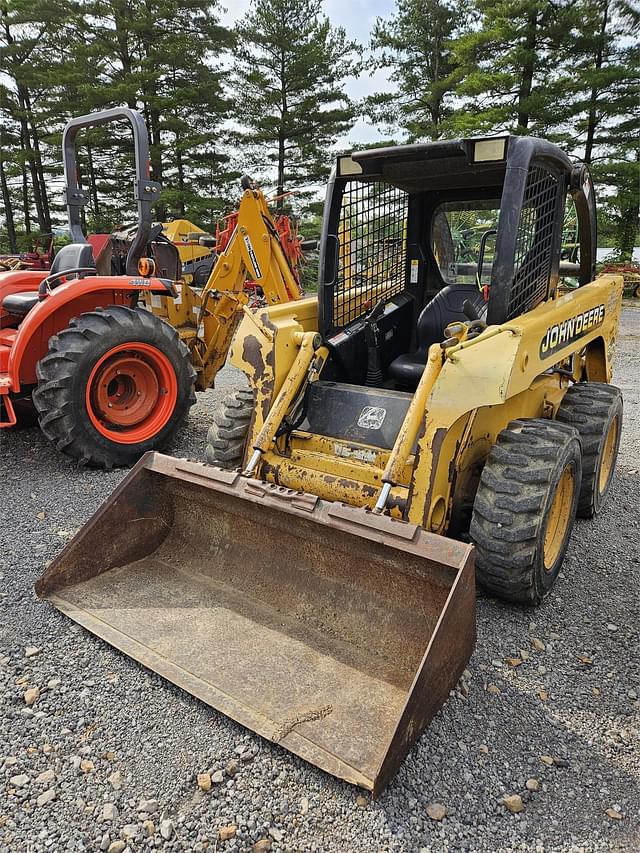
[540,304,605,359]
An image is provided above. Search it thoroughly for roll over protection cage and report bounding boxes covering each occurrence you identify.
[318,136,597,336]
[62,107,162,276]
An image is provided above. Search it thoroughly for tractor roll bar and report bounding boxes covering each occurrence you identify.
[62,107,162,276]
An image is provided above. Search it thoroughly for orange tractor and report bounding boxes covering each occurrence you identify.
[0,108,302,467]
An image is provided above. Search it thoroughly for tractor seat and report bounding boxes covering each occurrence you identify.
[388,284,487,388]
[1,243,96,319]
[2,291,40,317]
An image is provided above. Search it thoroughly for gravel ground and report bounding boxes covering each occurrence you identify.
[0,303,638,853]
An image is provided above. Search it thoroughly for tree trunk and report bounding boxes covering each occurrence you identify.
[142,99,165,220]
[25,102,51,234]
[112,2,137,110]
[431,33,441,136]
[23,92,51,232]
[584,1,609,164]
[148,107,163,184]
[1,6,48,231]
[175,132,185,217]
[516,8,538,131]
[277,130,285,214]
[0,153,17,252]
[21,158,31,234]
[19,119,47,232]
[277,46,287,214]
[75,158,87,233]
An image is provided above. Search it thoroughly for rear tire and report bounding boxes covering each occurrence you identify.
[470,419,582,605]
[556,382,622,518]
[33,306,196,468]
[205,389,254,469]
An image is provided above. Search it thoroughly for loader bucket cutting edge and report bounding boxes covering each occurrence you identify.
[36,452,475,796]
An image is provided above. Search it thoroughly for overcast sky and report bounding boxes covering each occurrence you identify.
[220,0,396,146]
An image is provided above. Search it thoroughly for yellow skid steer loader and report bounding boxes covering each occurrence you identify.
[37,136,623,796]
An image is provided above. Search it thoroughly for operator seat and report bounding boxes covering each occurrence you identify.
[388,284,487,388]
[2,243,96,319]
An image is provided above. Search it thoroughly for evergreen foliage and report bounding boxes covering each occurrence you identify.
[368,0,468,140]
[0,0,637,256]
[232,0,360,211]
[366,0,639,258]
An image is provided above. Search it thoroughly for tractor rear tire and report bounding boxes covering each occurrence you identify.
[205,389,254,469]
[470,419,582,606]
[33,306,196,468]
[556,382,622,518]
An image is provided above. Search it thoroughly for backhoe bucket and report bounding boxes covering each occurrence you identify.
[37,453,475,796]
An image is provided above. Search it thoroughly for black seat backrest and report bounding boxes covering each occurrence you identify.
[49,243,96,288]
[416,284,487,353]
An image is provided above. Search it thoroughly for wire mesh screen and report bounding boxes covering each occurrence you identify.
[334,181,408,328]
[507,166,560,318]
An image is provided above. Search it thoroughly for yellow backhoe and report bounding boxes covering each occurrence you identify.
[38,136,623,795]
[144,178,303,393]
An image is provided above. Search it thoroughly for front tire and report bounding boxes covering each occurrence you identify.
[205,389,254,469]
[33,306,196,468]
[470,419,582,605]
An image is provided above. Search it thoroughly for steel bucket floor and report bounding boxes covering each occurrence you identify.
[50,555,411,787]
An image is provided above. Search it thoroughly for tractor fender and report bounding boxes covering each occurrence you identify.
[8,276,174,391]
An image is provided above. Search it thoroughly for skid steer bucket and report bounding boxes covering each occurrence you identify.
[37,453,475,796]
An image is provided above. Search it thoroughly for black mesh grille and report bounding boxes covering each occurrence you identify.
[507,166,559,319]
[334,181,408,328]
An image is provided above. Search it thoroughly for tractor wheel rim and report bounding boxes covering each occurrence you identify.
[86,343,178,443]
[598,414,619,495]
[543,465,575,571]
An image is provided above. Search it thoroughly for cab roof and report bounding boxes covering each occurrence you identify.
[338,136,574,194]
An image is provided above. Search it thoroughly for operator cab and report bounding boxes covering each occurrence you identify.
[316,136,588,393]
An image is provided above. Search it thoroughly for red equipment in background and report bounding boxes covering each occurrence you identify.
[0,235,54,272]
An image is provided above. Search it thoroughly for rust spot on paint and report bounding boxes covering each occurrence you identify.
[242,335,263,379]
[422,427,448,529]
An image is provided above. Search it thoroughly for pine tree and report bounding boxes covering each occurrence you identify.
[232,0,360,211]
[366,0,467,140]
[450,0,577,136]
[62,0,234,224]
[0,0,85,234]
[0,124,19,251]
[559,1,639,259]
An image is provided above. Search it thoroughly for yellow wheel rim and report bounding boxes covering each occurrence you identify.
[543,466,575,571]
[598,415,619,495]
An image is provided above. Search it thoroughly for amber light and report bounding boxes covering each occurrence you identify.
[138,257,155,276]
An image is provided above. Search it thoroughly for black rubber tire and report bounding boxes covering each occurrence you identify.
[470,418,582,606]
[556,382,622,518]
[205,389,254,469]
[33,306,196,468]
